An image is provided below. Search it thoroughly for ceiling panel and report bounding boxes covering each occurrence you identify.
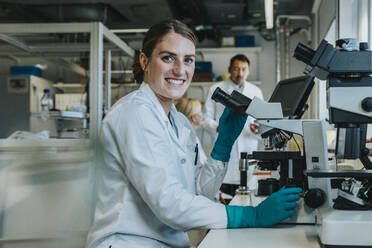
[0,0,314,41]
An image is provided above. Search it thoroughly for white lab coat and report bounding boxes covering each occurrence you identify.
[203,78,264,185]
[86,83,227,248]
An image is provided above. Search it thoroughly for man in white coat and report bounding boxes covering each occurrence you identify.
[203,54,264,197]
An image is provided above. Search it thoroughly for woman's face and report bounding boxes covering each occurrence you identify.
[140,32,195,105]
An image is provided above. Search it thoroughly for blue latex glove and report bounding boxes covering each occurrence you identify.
[211,108,248,162]
[225,187,302,228]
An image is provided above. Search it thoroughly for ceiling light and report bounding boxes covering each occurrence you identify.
[111,29,148,33]
[265,0,274,29]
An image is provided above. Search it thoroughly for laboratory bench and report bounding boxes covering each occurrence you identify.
[198,225,320,248]
[198,193,322,248]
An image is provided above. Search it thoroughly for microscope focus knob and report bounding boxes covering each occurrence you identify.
[362,97,372,112]
[304,188,326,209]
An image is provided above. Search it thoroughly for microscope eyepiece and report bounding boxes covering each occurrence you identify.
[211,87,248,115]
[294,42,315,65]
[211,87,231,105]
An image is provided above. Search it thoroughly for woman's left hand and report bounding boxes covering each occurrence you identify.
[211,108,248,162]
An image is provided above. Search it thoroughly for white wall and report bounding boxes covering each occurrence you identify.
[191,31,276,101]
[318,20,336,122]
[317,0,337,44]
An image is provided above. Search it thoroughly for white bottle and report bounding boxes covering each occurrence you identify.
[40,88,53,112]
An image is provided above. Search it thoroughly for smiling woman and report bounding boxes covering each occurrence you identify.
[85,19,301,248]
[131,19,197,114]
[139,32,196,113]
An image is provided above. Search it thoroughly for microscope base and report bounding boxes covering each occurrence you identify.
[317,208,372,247]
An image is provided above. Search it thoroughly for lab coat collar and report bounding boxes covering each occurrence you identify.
[140,82,169,124]
[140,82,187,152]
[226,77,246,92]
[169,105,191,151]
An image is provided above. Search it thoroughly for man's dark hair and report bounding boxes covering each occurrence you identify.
[229,54,250,70]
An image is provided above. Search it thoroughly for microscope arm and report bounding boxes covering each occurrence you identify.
[245,97,283,120]
[211,87,283,120]
[257,119,305,136]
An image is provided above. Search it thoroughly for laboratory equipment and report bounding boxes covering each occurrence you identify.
[235,152,250,195]
[256,178,279,196]
[212,38,372,247]
[40,88,54,112]
[211,86,282,119]
[253,75,315,190]
[0,75,88,139]
[213,76,315,190]
[212,76,322,224]
[269,75,314,119]
[0,75,56,138]
[294,38,372,247]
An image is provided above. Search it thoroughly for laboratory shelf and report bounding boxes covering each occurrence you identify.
[196,47,262,53]
[31,111,89,120]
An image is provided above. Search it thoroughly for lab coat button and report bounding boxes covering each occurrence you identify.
[181,158,186,164]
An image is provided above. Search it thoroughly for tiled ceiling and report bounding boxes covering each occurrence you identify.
[0,0,314,41]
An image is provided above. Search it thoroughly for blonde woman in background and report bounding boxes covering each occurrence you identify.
[175,97,207,165]
[176,97,217,157]
[175,98,203,130]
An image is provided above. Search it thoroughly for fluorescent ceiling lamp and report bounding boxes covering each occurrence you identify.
[265,0,274,29]
[111,29,149,33]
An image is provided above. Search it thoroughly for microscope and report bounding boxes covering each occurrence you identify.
[212,38,372,246]
[212,75,329,224]
[294,38,372,247]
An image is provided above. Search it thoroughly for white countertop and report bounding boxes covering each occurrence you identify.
[198,193,321,248]
[198,225,320,248]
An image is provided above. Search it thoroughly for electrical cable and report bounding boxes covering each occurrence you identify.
[279,130,301,151]
[292,134,301,151]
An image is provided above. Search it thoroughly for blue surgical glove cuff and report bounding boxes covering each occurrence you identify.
[211,137,232,162]
[225,205,257,228]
